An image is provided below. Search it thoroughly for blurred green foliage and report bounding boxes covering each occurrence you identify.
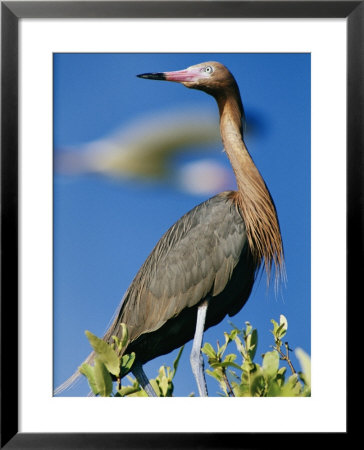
[80,315,310,397]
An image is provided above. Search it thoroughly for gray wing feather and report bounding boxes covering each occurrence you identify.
[110,191,247,345]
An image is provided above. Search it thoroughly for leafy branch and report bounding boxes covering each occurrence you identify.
[271,315,296,374]
[78,315,310,397]
[79,323,184,397]
[203,315,311,397]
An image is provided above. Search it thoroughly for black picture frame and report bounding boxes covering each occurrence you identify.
[1,1,358,448]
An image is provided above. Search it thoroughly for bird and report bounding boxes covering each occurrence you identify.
[55,61,285,397]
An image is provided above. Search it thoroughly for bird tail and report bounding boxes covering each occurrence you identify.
[53,351,95,396]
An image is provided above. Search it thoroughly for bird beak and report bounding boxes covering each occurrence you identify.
[137,68,201,83]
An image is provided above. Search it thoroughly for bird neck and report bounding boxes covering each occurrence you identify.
[216,92,285,284]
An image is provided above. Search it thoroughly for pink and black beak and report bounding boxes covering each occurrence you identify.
[137,67,202,83]
[137,72,167,81]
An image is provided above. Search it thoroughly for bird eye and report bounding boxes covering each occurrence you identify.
[204,66,213,74]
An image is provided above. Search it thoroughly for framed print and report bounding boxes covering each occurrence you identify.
[2,1,360,447]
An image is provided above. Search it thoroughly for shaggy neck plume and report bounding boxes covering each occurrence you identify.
[214,89,285,284]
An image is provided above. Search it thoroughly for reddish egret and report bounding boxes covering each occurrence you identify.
[56,62,284,397]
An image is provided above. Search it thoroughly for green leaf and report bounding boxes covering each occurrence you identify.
[125,352,136,370]
[217,333,230,358]
[280,314,288,331]
[159,374,170,397]
[250,373,265,396]
[295,348,311,387]
[172,346,184,379]
[206,369,223,383]
[262,350,279,378]
[234,336,247,359]
[270,319,279,336]
[85,330,120,377]
[120,352,136,378]
[79,363,99,395]
[111,335,121,352]
[202,342,217,359]
[266,379,281,397]
[119,323,129,349]
[276,366,287,387]
[280,373,302,396]
[235,383,250,397]
[244,321,252,337]
[149,379,160,396]
[228,328,239,341]
[117,385,141,397]
[241,360,255,373]
[210,361,242,371]
[157,366,165,380]
[247,328,258,360]
[276,323,287,339]
[93,358,113,397]
[223,353,237,363]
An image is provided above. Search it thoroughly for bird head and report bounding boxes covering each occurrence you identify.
[137,61,239,97]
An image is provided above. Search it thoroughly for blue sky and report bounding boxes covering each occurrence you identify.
[53,53,310,396]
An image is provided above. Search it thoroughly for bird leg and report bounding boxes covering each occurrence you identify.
[190,299,209,397]
[132,362,158,397]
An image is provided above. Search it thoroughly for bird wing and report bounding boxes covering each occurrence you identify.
[108,191,248,345]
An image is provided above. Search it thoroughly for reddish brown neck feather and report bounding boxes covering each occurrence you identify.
[216,91,285,284]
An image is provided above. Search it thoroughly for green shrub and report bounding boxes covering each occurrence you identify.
[202,315,311,397]
[79,315,310,397]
